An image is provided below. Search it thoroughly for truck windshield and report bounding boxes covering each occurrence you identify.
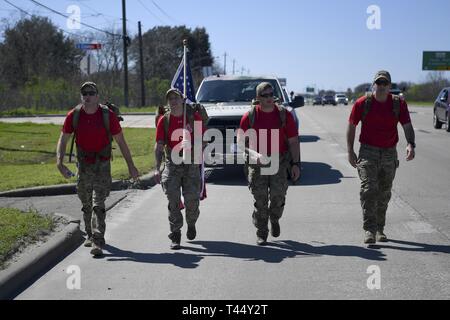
[197,79,284,103]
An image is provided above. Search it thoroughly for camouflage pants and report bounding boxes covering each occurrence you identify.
[161,161,200,239]
[247,153,290,238]
[357,144,399,233]
[77,160,111,246]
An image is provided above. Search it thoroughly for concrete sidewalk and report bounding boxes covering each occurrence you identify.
[0,114,157,128]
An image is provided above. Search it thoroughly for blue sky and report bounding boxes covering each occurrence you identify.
[1,0,449,93]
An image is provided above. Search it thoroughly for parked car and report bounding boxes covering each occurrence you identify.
[433,87,450,131]
[322,95,336,106]
[196,75,303,166]
[334,93,348,105]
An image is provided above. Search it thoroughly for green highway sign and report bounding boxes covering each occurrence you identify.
[423,51,450,70]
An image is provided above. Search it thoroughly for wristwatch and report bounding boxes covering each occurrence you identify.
[408,142,416,148]
[290,161,301,168]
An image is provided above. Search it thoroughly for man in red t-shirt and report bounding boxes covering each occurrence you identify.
[154,88,207,250]
[56,82,139,257]
[238,82,301,246]
[346,71,416,244]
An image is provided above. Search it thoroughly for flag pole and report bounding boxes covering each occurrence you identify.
[182,39,188,162]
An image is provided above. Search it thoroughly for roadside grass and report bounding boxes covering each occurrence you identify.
[0,122,155,191]
[0,207,55,270]
[0,106,156,117]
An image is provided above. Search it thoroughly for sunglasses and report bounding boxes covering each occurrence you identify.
[82,91,97,96]
[260,92,274,98]
[375,80,390,86]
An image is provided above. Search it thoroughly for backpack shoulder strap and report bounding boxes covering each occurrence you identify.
[276,104,287,128]
[392,94,400,120]
[99,104,112,142]
[163,110,171,146]
[248,100,259,129]
[72,104,83,131]
[69,104,82,163]
[186,104,195,125]
[362,93,372,123]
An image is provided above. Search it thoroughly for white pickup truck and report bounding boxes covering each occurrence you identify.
[196,75,303,166]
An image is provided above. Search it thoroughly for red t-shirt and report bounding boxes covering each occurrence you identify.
[240,105,298,155]
[155,112,205,150]
[348,94,411,148]
[62,106,122,159]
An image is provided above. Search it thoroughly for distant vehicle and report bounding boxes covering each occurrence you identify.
[433,87,450,132]
[196,75,303,166]
[322,95,336,106]
[334,93,348,105]
[312,96,323,105]
[390,83,404,97]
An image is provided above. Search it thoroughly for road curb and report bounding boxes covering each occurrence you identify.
[0,173,157,198]
[0,221,83,300]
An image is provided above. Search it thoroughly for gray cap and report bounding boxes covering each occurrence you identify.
[373,70,391,84]
[256,82,274,97]
[80,81,98,93]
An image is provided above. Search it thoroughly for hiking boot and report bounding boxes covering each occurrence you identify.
[90,244,103,257]
[256,236,268,246]
[83,237,93,247]
[270,221,280,238]
[364,231,376,244]
[169,232,181,250]
[376,231,388,242]
[187,224,196,241]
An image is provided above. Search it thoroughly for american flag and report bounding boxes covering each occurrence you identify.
[171,54,207,203]
[171,55,196,103]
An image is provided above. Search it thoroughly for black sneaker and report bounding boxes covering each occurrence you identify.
[169,232,181,250]
[270,221,280,238]
[187,224,196,241]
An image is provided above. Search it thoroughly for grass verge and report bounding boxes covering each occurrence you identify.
[0,207,55,270]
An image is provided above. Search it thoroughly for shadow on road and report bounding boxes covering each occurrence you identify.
[184,239,386,262]
[103,244,204,269]
[369,239,450,254]
[296,162,344,186]
[205,162,345,187]
[300,135,321,143]
[205,166,247,186]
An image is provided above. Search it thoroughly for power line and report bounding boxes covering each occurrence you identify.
[73,0,138,26]
[3,0,88,40]
[28,0,122,38]
[151,0,181,24]
[137,0,165,24]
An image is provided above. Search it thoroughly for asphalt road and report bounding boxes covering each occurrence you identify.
[13,104,450,300]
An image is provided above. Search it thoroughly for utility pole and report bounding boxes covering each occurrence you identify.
[232,59,236,75]
[122,0,129,107]
[223,52,227,75]
[138,21,145,107]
